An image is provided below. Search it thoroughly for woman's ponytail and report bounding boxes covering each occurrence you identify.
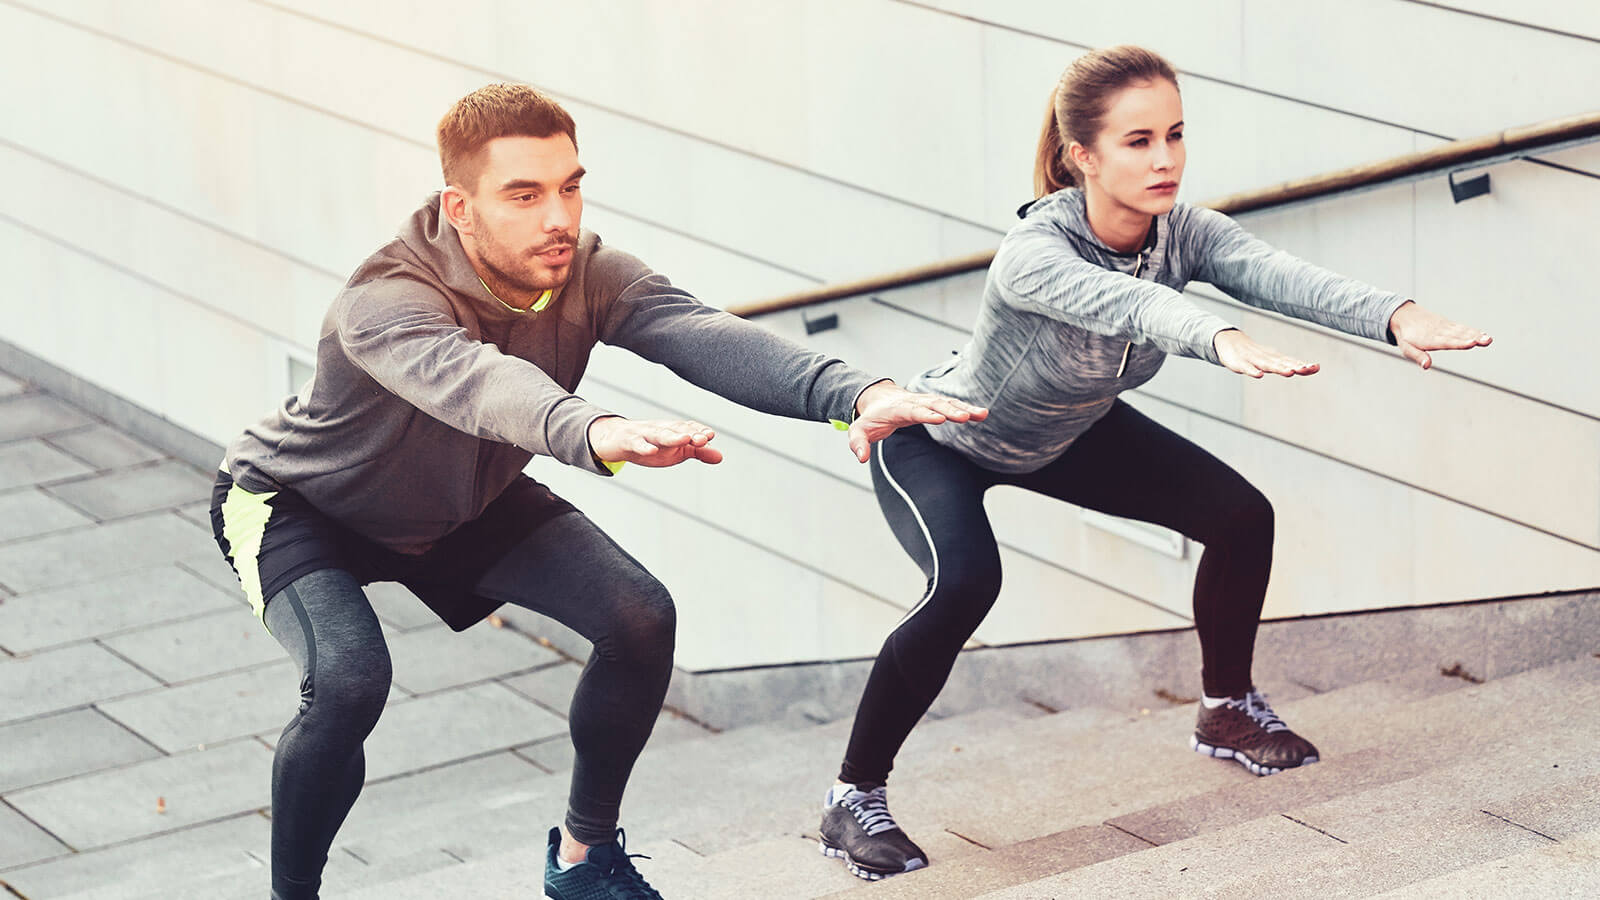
[1033,86,1076,198]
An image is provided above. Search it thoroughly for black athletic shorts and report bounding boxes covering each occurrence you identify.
[209,469,576,631]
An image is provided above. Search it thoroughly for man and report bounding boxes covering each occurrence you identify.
[209,82,985,899]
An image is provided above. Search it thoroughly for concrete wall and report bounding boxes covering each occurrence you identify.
[1,0,1596,671]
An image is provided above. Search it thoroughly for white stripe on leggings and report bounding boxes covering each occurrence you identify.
[876,440,941,632]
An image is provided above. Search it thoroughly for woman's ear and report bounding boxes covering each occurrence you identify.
[1068,141,1097,179]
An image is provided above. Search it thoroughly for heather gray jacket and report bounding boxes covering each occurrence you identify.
[225,194,877,551]
[911,188,1410,473]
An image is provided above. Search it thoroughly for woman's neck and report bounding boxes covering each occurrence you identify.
[1082,186,1153,254]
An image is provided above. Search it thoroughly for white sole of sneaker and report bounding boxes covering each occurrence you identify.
[1190,734,1319,777]
[818,840,927,881]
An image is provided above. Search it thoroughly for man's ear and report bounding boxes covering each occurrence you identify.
[1067,141,1097,178]
[441,185,473,235]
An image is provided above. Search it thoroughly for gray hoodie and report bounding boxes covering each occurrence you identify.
[911,188,1410,472]
[224,194,877,551]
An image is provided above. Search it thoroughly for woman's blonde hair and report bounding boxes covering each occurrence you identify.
[1034,45,1179,198]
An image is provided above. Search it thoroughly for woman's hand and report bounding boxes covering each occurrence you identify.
[1388,301,1493,370]
[849,381,988,462]
[1213,329,1320,379]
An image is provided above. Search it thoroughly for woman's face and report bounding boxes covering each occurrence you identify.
[1072,79,1185,217]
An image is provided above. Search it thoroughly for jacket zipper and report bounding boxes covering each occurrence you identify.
[1116,250,1145,378]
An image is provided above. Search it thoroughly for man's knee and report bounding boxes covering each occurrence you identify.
[597,573,676,666]
[308,649,392,736]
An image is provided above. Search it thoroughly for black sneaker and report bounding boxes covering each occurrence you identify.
[544,826,663,899]
[1191,689,1320,776]
[818,782,928,880]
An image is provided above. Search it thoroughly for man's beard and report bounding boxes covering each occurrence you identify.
[472,211,576,296]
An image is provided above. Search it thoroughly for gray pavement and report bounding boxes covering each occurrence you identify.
[0,378,706,897]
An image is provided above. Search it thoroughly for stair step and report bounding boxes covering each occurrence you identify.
[819,824,1151,900]
[970,693,1600,898]
[1370,826,1600,899]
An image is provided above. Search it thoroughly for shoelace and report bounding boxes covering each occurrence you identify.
[597,829,661,900]
[1230,689,1289,733]
[843,786,900,836]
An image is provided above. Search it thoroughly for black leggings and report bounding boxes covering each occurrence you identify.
[262,512,674,900]
[839,400,1273,786]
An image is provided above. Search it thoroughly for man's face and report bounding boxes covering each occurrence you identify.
[460,134,585,293]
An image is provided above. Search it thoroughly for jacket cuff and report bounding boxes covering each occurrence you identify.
[545,396,619,476]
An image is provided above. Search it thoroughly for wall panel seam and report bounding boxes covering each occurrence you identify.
[0,137,822,310]
[0,211,292,344]
[225,0,1001,233]
[887,0,1459,140]
[1394,0,1600,44]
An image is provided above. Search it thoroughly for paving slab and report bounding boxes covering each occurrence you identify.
[0,642,162,724]
[0,799,70,870]
[173,500,213,531]
[178,553,249,599]
[335,752,550,848]
[0,707,162,793]
[0,813,268,899]
[43,424,166,470]
[649,709,715,746]
[44,460,213,520]
[0,565,239,654]
[363,581,438,631]
[6,738,273,849]
[1374,827,1600,899]
[824,824,1153,899]
[350,682,567,782]
[0,393,94,443]
[100,608,283,683]
[514,733,575,773]
[386,622,562,695]
[336,832,705,900]
[500,660,582,714]
[0,488,96,544]
[98,662,299,753]
[0,512,218,593]
[0,439,95,492]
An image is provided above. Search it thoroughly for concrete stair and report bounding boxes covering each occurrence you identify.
[24,653,1598,899]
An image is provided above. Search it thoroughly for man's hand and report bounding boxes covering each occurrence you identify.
[1213,329,1320,379]
[848,381,988,462]
[587,416,723,468]
[1388,300,1493,370]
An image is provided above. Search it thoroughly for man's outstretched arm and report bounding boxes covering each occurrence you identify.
[595,255,985,463]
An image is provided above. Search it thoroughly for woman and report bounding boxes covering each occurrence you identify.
[817,45,1493,881]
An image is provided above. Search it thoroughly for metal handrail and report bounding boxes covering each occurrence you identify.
[729,110,1600,319]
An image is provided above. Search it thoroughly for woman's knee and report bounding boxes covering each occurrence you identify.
[1206,484,1274,548]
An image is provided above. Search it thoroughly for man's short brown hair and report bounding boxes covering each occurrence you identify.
[436,83,577,192]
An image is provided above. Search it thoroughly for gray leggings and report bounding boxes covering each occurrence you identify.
[262,511,674,900]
